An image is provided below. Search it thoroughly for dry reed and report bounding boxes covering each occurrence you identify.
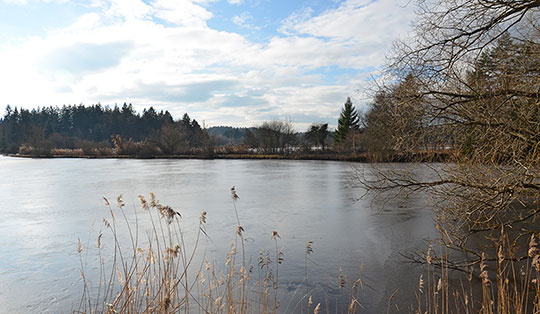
[75,189,356,314]
[75,188,540,314]
[413,227,540,314]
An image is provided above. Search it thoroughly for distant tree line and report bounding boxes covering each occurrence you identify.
[0,103,212,157]
[211,121,333,155]
[207,98,367,156]
[0,94,427,159]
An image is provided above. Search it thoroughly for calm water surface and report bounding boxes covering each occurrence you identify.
[0,156,437,313]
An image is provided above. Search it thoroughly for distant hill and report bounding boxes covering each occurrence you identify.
[208,126,323,144]
[208,126,255,145]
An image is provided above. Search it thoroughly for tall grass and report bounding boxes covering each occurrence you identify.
[414,228,540,314]
[74,189,363,314]
[75,189,540,314]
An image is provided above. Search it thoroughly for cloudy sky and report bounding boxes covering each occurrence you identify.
[0,0,415,129]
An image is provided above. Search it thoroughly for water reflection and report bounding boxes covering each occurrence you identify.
[0,157,438,313]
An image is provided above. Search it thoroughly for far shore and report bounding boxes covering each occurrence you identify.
[7,150,453,162]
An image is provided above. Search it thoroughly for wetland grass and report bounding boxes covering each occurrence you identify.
[74,189,361,314]
[74,189,540,314]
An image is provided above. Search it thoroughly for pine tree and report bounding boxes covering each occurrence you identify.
[333,97,359,144]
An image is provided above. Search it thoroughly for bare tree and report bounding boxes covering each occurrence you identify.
[159,124,189,155]
[362,0,540,267]
[255,120,296,154]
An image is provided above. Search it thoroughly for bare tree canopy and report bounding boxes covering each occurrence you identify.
[361,0,540,267]
[393,0,540,73]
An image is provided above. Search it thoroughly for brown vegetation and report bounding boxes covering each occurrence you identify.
[75,191,365,314]
[358,0,540,294]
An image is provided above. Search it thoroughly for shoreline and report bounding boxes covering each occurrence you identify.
[6,150,453,162]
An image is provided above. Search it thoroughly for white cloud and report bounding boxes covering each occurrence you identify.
[278,7,314,36]
[228,0,243,4]
[232,12,259,30]
[3,0,28,4]
[282,0,414,41]
[88,0,151,21]
[0,0,415,128]
[64,13,102,30]
[151,0,213,27]
[232,12,248,25]
[2,0,69,4]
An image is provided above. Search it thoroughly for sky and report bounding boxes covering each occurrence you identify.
[0,0,415,130]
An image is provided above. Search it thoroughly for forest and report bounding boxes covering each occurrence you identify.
[0,99,375,159]
[0,103,212,157]
[0,95,450,160]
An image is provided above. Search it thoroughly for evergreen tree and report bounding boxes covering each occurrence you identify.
[0,104,213,154]
[333,97,359,144]
[305,123,329,150]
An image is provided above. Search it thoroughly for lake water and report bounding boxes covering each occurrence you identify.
[0,156,437,313]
